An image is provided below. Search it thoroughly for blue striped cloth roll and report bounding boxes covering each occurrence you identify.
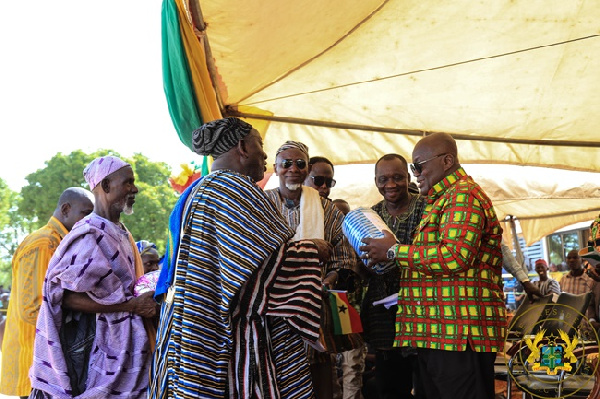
[342,207,397,274]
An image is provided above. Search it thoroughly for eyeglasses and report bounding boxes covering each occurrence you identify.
[410,153,447,175]
[279,159,307,169]
[310,176,336,188]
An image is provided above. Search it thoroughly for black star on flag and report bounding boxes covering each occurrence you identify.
[338,304,347,314]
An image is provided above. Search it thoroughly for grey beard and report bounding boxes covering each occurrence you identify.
[123,204,134,215]
[285,183,302,191]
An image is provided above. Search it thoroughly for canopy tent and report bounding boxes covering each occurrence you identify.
[163,0,600,246]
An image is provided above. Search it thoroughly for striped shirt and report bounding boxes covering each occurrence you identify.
[533,278,561,296]
[150,170,322,399]
[264,188,362,356]
[393,167,507,352]
[0,217,67,396]
[560,272,599,321]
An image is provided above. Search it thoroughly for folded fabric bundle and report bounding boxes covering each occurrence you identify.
[134,270,161,296]
[342,207,397,274]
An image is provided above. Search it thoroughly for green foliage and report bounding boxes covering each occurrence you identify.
[0,179,22,261]
[19,150,119,226]
[0,152,178,288]
[17,150,176,256]
[124,154,178,254]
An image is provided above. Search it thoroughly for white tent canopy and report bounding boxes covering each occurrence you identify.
[188,0,600,244]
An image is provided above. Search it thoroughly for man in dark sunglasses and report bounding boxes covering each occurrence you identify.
[265,141,361,399]
[360,133,505,399]
[304,156,336,199]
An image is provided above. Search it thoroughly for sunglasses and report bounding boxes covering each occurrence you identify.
[410,153,447,175]
[279,159,307,169]
[310,175,336,188]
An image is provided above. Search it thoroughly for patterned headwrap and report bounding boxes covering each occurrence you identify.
[83,156,131,190]
[275,140,310,158]
[136,240,157,256]
[192,117,253,158]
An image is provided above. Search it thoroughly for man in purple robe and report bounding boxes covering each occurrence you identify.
[29,156,157,399]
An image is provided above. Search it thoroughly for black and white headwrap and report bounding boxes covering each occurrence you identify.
[192,117,253,158]
[275,140,310,158]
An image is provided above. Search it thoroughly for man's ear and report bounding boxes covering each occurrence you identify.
[442,154,455,171]
[60,202,71,217]
[237,139,250,159]
[101,178,111,193]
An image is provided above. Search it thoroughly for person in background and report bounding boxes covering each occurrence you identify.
[361,133,506,399]
[549,263,565,282]
[0,187,94,399]
[562,249,600,333]
[332,198,367,399]
[265,141,359,399]
[333,199,351,215]
[136,240,161,274]
[364,153,426,399]
[501,243,542,301]
[305,156,366,399]
[150,118,332,399]
[305,156,336,199]
[29,156,158,398]
[532,259,561,296]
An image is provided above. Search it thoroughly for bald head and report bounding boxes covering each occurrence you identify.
[53,187,95,231]
[411,133,460,195]
[414,133,458,160]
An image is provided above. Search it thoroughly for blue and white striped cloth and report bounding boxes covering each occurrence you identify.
[342,207,397,274]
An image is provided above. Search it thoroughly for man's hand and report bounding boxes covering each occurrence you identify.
[63,290,158,318]
[359,230,396,267]
[310,238,334,264]
[586,264,600,282]
[322,271,338,291]
[521,281,542,302]
[128,291,158,318]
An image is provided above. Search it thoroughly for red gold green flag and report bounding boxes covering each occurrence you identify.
[328,290,363,335]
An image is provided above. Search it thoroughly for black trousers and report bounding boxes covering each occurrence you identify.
[375,348,419,399]
[417,347,496,399]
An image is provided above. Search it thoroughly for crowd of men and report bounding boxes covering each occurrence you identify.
[0,116,597,399]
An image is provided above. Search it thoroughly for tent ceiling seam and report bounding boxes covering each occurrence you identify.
[507,208,600,221]
[243,34,599,107]
[228,110,600,148]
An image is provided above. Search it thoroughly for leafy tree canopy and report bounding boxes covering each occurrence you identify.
[19,150,177,255]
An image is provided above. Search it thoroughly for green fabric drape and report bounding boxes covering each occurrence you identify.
[161,0,202,149]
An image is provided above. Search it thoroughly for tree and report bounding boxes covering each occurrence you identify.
[123,153,178,254]
[18,150,177,255]
[0,179,20,285]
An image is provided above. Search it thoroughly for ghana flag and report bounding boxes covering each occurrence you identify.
[328,290,363,335]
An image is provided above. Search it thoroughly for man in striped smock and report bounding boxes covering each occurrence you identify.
[361,133,506,399]
[150,118,333,399]
[265,141,359,399]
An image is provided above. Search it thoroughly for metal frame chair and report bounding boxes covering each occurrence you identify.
[495,295,555,398]
[507,292,595,398]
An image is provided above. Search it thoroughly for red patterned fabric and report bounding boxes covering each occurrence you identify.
[393,167,506,352]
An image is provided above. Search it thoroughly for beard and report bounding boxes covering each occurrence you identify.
[123,203,134,215]
[285,183,302,191]
[115,197,134,215]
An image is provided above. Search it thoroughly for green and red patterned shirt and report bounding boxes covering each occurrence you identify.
[392,167,506,352]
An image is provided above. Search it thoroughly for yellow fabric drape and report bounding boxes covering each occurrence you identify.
[175,0,221,123]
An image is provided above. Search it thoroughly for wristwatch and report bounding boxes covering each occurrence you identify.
[386,244,398,261]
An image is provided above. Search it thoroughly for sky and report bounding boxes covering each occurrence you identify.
[1,1,196,191]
